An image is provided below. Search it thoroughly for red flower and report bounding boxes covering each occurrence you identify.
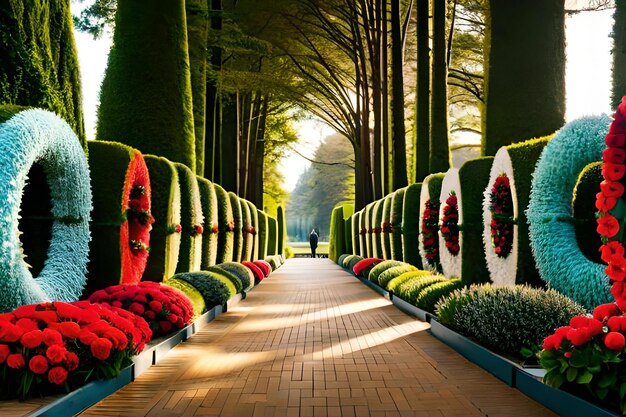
[29,355,49,375]
[605,332,626,351]
[604,147,626,164]
[15,318,38,333]
[21,330,44,349]
[175,224,182,233]
[612,282,626,302]
[48,366,68,385]
[7,353,25,369]
[446,194,457,205]
[212,224,219,234]
[600,180,625,198]
[600,241,625,263]
[166,314,178,324]
[46,344,67,364]
[0,322,24,342]
[159,321,172,334]
[606,133,626,147]
[607,257,626,282]
[194,225,203,236]
[78,329,98,345]
[542,334,564,350]
[42,328,63,346]
[149,301,162,313]
[64,352,79,371]
[128,302,145,315]
[91,338,113,360]
[567,327,592,346]
[56,322,81,339]
[593,303,621,321]
[0,344,9,363]
[144,310,156,320]
[564,351,572,358]
[603,162,626,181]
[597,214,620,238]
[608,315,626,332]
[596,192,617,212]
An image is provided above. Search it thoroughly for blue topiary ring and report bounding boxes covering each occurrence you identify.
[0,109,92,311]
[527,115,611,310]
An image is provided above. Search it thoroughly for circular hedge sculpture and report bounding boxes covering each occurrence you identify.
[214,184,234,263]
[240,199,254,262]
[390,188,405,261]
[86,141,154,297]
[257,210,269,261]
[229,192,244,262]
[418,174,445,271]
[402,183,424,268]
[573,162,603,263]
[481,136,551,286]
[142,155,182,282]
[0,109,91,311]
[381,193,394,260]
[197,177,219,269]
[174,163,204,274]
[527,115,612,310]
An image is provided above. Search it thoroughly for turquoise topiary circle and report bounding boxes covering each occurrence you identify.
[0,109,92,311]
[527,115,611,310]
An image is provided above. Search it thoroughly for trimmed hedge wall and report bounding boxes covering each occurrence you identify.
[372,200,384,258]
[390,188,405,260]
[174,163,203,273]
[197,177,218,269]
[381,194,393,260]
[143,155,182,282]
[229,192,244,262]
[267,216,278,256]
[387,270,432,293]
[358,210,367,256]
[277,205,286,255]
[343,203,354,256]
[214,184,234,263]
[415,278,463,313]
[247,200,259,261]
[351,211,360,256]
[240,198,253,262]
[573,162,603,263]
[257,210,269,261]
[402,183,423,268]
[329,205,345,262]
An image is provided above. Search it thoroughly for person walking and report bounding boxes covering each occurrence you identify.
[309,228,319,258]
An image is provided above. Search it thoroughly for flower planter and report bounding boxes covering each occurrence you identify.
[31,366,133,417]
[515,368,619,417]
[357,276,390,299]
[391,295,432,322]
[226,292,244,312]
[429,319,517,386]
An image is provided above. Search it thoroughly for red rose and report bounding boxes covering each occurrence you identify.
[15,318,38,333]
[542,334,563,350]
[611,282,626,302]
[597,214,620,238]
[144,310,156,320]
[0,344,10,363]
[605,332,626,351]
[166,314,178,324]
[7,353,25,369]
[78,329,98,345]
[29,355,49,374]
[48,366,68,385]
[159,321,172,334]
[42,328,63,346]
[128,303,145,315]
[91,338,113,360]
[607,257,626,282]
[596,192,617,212]
[64,351,80,371]
[57,322,81,339]
[21,329,44,349]
[0,322,24,342]
[593,303,621,321]
[46,344,67,364]
[600,241,625,263]
[604,148,626,164]
[600,180,625,198]
[149,301,162,313]
[603,162,626,181]
[446,195,457,205]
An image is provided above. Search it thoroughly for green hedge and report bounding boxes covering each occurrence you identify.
[229,192,244,262]
[257,210,269,261]
[415,278,463,313]
[143,155,181,282]
[343,203,354,255]
[174,163,203,273]
[171,271,234,309]
[365,203,374,258]
[197,177,218,269]
[214,184,234,264]
[368,260,405,283]
[277,205,286,255]
[387,270,431,293]
[329,205,345,262]
[205,265,242,294]
[378,264,419,288]
[240,198,253,262]
[216,262,254,291]
[573,162,603,263]
[267,216,278,256]
[402,183,423,268]
[351,212,360,256]
[381,194,393,260]
[372,200,384,258]
[358,210,366,256]
[85,141,138,295]
[390,188,405,260]
[247,201,259,261]
[96,0,196,172]
[341,254,357,268]
[347,255,364,272]
[338,254,350,267]
[164,277,206,317]
[394,274,448,305]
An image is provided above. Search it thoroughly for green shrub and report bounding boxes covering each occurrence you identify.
[266,256,279,271]
[573,162,603,263]
[415,279,463,313]
[437,285,586,359]
[368,260,405,282]
[338,254,350,266]
[257,210,269,260]
[402,183,423,268]
[377,264,418,288]
[277,205,286,255]
[171,271,234,309]
[205,265,243,294]
[246,201,259,261]
[285,246,295,259]
[267,216,278,255]
[351,212,360,256]
[329,205,345,262]
[215,262,253,291]
[343,204,354,255]
[197,177,218,269]
[214,184,234,263]
[372,200,384,258]
[381,194,393,259]
[229,192,244,262]
[386,270,431,293]
[174,163,203,273]
[342,254,357,268]
[394,274,448,304]
[365,202,374,257]
[240,199,253,262]
[347,255,364,272]
[390,188,405,261]
[164,277,206,317]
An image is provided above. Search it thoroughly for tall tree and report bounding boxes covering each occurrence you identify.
[390,0,408,189]
[613,0,626,108]
[204,0,222,181]
[413,0,430,182]
[482,0,565,155]
[97,0,196,171]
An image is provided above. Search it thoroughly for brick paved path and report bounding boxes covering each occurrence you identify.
[81,259,555,417]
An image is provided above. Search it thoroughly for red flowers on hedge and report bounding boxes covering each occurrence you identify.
[489,174,514,258]
[441,193,460,255]
[421,199,440,266]
[88,281,193,338]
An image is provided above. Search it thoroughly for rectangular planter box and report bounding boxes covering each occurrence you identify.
[391,295,432,322]
[515,368,619,417]
[131,347,155,379]
[226,292,244,312]
[358,277,390,299]
[33,366,133,417]
[429,319,517,386]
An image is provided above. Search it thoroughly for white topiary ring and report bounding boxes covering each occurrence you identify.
[0,109,92,311]
[438,168,462,278]
[482,147,519,286]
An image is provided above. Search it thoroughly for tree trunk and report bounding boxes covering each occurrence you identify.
[220,93,239,193]
[413,0,430,182]
[204,0,222,181]
[613,0,626,108]
[390,0,408,189]
[482,0,565,156]
[381,0,391,195]
[429,0,450,173]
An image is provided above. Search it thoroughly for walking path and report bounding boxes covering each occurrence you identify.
[81,259,555,417]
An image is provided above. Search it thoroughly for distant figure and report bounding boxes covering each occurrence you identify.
[309,228,319,258]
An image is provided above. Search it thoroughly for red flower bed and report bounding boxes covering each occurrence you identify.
[489,174,514,257]
[242,261,264,283]
[0,301,151,399]
[120,153,155,284]
[353,258,383,278]
[253,260,271,277]
[421,199,440,266]
[88,281,193,337]
[441,193,460,255]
